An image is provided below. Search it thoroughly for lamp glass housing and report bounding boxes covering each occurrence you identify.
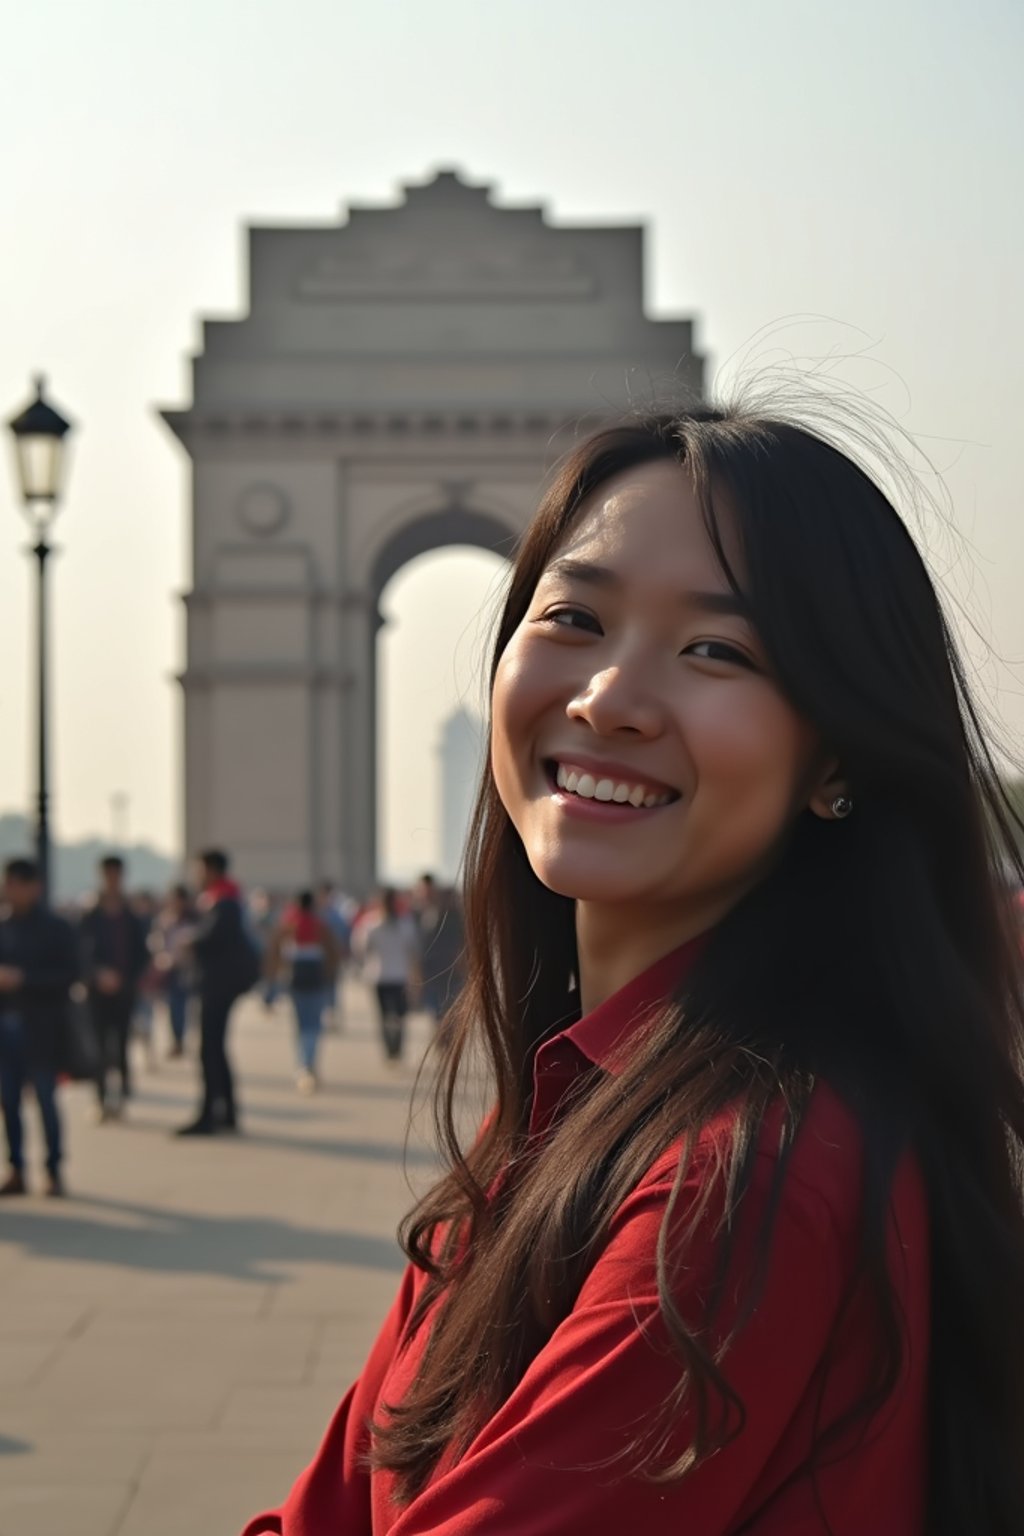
[13,431,65,505]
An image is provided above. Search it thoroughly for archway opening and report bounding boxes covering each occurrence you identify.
[377,546,508,887]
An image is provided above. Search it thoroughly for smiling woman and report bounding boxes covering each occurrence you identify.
[243,409,1024,1536]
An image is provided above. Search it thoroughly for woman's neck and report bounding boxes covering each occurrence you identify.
[574,899,724,1015]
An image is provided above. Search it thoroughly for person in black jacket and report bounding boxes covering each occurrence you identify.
[0,857,78,1197]
[78,855,150,1120]
[175,848,257,1137]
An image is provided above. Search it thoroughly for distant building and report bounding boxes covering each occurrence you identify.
[438,708,484,883]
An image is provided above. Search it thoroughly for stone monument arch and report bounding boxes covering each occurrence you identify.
[161,169,704,893]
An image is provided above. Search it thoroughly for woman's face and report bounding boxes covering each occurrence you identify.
[491,460,834,926]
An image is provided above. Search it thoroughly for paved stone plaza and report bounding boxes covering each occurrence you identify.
[0,985,443,1535]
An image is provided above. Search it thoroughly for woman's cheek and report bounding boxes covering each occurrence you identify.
[682,686,772,779]
[494,633,559,742]
[693,683,804,777]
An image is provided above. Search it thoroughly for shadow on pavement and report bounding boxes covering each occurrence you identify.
[235,1073,430,1103]
[0,1194,406,1280]
[115,1117,439,1168]
[129,1088,329,1124]
[0,1434,32,1457]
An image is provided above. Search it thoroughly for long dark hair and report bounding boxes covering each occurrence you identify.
[374,407,1024,1532]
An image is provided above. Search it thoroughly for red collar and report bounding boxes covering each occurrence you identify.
[198,877,242,911]
[562,934,708,1075]
[529,936,707,1136]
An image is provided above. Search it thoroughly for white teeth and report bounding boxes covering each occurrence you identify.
[554,762,674,809]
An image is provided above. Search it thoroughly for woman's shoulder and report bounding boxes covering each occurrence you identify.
[640,1080,925,1251]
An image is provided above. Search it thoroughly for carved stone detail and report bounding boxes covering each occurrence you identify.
[236,482,290,537]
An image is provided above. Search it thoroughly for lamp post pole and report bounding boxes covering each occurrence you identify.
[34,534,52,899]
[6,376,74,907]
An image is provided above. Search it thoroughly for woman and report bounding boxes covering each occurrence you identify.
[150,884,197,1058]
[243,408,1024,1534]
[267,890,339,1093]
[354,889,421,1064]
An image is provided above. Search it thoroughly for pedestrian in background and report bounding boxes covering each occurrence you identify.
[266,890,340,1093]
[0,858,78,1198]
[176,849,258,1137]
[316,880,351,1031]
[130,890,160,1066]
[150,884,197,1058]
[78,855,150,1121]
[247,888,281,1004]
[411,873,466,1030]
[354,888,420,1064]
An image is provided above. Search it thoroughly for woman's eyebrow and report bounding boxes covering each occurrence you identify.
[543,557,619,588]
[542,558,752,618]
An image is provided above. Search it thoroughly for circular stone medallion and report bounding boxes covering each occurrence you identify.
[236,482,290,537]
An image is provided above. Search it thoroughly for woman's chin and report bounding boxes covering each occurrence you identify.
[528,852,656,906]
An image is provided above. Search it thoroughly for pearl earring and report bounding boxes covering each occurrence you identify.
[831,795,854,820]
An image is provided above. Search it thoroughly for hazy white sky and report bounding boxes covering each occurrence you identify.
[1,0,1022,876]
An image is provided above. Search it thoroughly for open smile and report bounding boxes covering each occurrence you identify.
[543,758,681,814]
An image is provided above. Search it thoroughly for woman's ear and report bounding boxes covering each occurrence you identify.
[808,760,853,822]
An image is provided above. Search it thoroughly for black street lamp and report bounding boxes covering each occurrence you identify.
[6,376,74,904]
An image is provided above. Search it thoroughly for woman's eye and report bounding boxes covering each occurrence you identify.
[685,639,754,668]
[540,606,602,634]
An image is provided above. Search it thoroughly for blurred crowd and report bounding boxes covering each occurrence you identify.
[0,850,464,1198]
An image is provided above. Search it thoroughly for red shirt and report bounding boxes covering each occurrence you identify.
[280,906,327,948]
[243,942,929,1535]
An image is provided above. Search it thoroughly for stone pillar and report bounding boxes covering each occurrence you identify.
[338,587,382,898]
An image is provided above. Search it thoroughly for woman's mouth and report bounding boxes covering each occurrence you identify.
[544,760,679,811]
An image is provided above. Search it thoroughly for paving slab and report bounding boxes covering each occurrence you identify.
[0,1482,133,1536]
[116,1455,305,1536]
[0,984,445,1535]
[0,1428,151,1484]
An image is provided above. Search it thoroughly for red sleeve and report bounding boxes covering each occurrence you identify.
[240,1262,424,1536]
[386,1157,849,1536]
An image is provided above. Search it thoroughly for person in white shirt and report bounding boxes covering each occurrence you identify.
[353,889,421,1063]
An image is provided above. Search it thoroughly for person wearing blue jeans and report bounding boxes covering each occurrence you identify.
[291,988,327,1079]
[0,858,78,1198]
[166,975,191,1052]
[266,890,338,1095]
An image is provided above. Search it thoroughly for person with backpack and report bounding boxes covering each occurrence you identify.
[175,849,258,1137]
[266,891,340,1094]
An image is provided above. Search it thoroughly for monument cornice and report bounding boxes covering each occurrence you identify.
[159,406,600,451]
[182,586,343,607]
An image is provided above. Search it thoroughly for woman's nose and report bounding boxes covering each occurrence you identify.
[565,666,665,738]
